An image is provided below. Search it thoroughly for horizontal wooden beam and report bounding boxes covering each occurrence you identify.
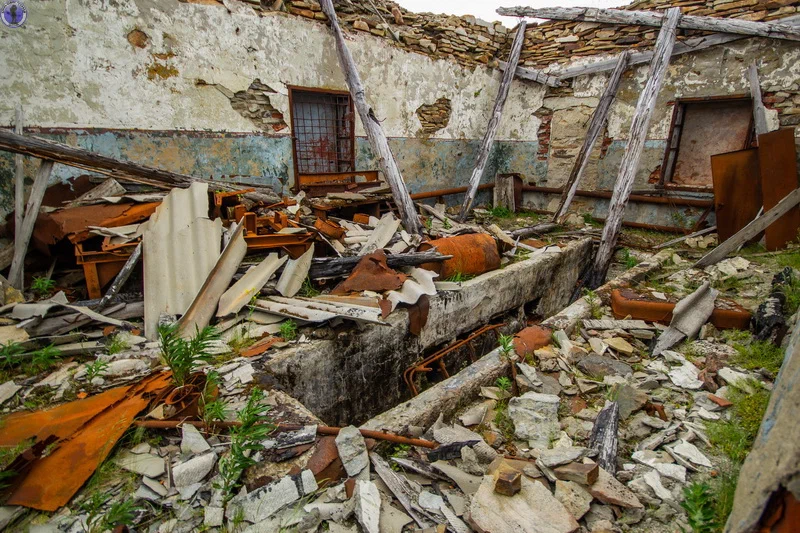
[497,6,800,41]
[498,61,562,87]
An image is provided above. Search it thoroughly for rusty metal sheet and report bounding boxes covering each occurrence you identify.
[672,100,752,187]
[512,325,554,357]
[408,294,430,336]
[418,234,500,279]
[711,148,763,242]
[331,251,407,295]
[1,372,172,511]
[32,202,160,251]
[759,128,800,251]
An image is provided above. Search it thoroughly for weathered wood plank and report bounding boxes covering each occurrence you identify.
[318,0,422,235]
[695,188,800,268]
[9,160,55,289]
[494,174,516,213]
[95,242,142,311]
[589,8,681,288]
[747,62,769,136]
[589,401,619,473]
[497,6,800,41]
[653,225,717,249]
[497,61,561,87]
[458,21,527,222]
[553,51,630,222]
[14,107,24,256]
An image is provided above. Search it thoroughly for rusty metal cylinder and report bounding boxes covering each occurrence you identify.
[418,233,501,279]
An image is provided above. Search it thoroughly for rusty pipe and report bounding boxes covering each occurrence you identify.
[521,185,713,208]
[133,420,437,449]
[410,183,493,201]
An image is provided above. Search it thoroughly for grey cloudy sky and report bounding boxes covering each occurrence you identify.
[395,1,630,27]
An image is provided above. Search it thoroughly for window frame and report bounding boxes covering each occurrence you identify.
[659,95,755,192]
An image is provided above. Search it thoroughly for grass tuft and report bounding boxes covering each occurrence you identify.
[158,324,219,387]
[488,206,514,219]
[731,340,784,375]
[680,482,718,533]
[279,320,298,341]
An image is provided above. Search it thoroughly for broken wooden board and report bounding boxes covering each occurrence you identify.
[582,319,655,330]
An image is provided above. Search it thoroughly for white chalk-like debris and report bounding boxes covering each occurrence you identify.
[672,440,713,468]
[354,480,381,533]
[335,425,369,477]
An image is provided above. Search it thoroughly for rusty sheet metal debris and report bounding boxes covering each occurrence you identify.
[32,202,160,250]
[276,244,315,297]
[0,372,172,511]
[408,294,430,336]
[143,183,222,339]
[512,325,554,357]
[710,148,763,243]
[758,128,800,251]
[418,233,500,279]
[178,222,247,336]
[314,218,345,240]
[331,251,407,295]
[217,253,288,317]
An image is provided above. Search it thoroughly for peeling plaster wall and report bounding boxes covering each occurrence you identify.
[523,38,800,228]
[0,0,546,216]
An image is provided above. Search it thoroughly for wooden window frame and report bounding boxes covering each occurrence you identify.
[659,95,755,193]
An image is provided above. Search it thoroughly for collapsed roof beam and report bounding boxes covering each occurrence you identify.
[497,61,562,87]
[497,6,800,41]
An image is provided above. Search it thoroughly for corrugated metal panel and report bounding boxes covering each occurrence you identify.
[143,183,222,338]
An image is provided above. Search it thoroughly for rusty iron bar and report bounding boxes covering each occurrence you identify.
[521,184,713,208]
[409,183,494,201]
[133,420,437,449]
[403,323,505,396]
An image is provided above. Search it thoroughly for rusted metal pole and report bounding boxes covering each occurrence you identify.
[133,420,438,449]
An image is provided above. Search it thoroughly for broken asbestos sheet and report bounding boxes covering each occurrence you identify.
[276,244,315,298]
[386,267,438,311]
[253,296,387,326]
[653,281,718,356]
[143,183,222,339]
[217,253,288,317]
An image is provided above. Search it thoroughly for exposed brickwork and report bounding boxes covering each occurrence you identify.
[763,86,800,126]
[229,80,288,132]
[535,108,552,162]
[416,97,452,135]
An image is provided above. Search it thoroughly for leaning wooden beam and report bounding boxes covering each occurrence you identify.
[8,160,55,289]
[553,51,631,223]
[14,107,24,256]
[0,129,278,200]
[497,6,800,41]
[653,225,716,250]
[497,61,561,88]
[318,0,422,235]
[695,189,800,268]
[458,21,527,222]
[309,249,450,279]
[95,242,142,311]
[747,62,769,136]
[588,8,681,288]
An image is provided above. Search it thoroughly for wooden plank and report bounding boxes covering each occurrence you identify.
[695,188,800,268]
[497,61,561,88]
[493,174,516,212]
[8,160,55,289]
[458,21,527,222]
[588,8,681,288]
[14,106,24,256]
[318,0,422,235]
[496,6,800,41]
[747,63,769,136]
[95,242,142,311]
[759,128,800,251]
[553,51,630,223]
[653,226,717,250]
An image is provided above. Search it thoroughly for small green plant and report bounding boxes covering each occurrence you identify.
[780,276,800,315]
[298,277,320,298]
[215,388,275,502]
[27,344,61,375]
[279,320,298,341]
[424,217,433,230]
[0,341,25,370]
[389,443,411,458]
[225,326,256,359]
[495,376,512,392]
[583,289,603,319]
[158,324,220,387]
[731,340,784,375]
[680,482,718,533]
[720,329,752,345]
[488,206,513,219]
[494,401,515,442]
[199,370,228,427]
[84,359,109,381]
[30,276,56,298]
[106,334,130,355]
[497,334,515,360]
[620,248,639,269]
[443,218,452,230]
[81,493,140,533]
[444,271,474,283]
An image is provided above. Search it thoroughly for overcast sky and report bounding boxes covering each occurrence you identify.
[395,0,630,27]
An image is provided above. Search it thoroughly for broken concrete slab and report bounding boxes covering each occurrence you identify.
[354,479,381,533]
[180,423,211,455]
[576,355,632,378]
[335,425,369,477]
[172,452,216,488]
[642,469,673,501]
[536,447,589,468]
[508,392,560,449]
[468,474,580,533]
[115,451,165,478]
[671,440,712,468]
[0,380,21,406]
[668,361,704,390]
[553,462,599,485]
[226,470,317,523]
[588,467,643,509]
[554,480,593,520]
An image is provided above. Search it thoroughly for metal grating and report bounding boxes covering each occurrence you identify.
[290,90,354,174]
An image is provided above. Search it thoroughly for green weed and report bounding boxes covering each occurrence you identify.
[81,493,140,533]
[27,344,61,375]
[298,277,320,298]
[620,248,639,269]
[776,250,800,270]
[731,340,784,375]
[583,289,603,319]
[494,402,515,442]
[497,334,515,360]
[84,359,109,382]
[199,370,228,427]
[443,218,452,230]
[488,206,514,219]
[495,376,512,392]
[106,335,130,355]
[444,271,474,283]
[0,342,25,371]
[424,217,433,230]
[780,277,800,315]
[225,326,257,359]
[158,324,219,387]
[279,320,298,341]
[30,276,56,298]
[389,443,411,459]
[720,329,752,345]
[680,482,718,533]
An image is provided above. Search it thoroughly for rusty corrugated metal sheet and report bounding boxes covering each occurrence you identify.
[418,233,500,279]
[759,128,800,251]
[711,148,763,243]
[143,183,222,339]
[0,372,172,511]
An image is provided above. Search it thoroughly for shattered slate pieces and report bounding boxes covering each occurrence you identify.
[226,470,317,523]
[588,467,643,509]
[354,480,381,533]
[508,392,560,449]
[335,425,369,477]
[115,451,165,478]
[172,452,217,488]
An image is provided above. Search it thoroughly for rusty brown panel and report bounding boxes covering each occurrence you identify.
[759,128,800,251]
[417,233,501,279]
[2,372,172,511]
[710,148,762,242]
[331,251,407,295]
[672,100,752,188]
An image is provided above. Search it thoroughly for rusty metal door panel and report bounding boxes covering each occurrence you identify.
[711,148,762,242]
[672,100,752,187]
[759,128,800,251]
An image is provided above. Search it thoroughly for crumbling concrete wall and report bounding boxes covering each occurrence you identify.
[523,37,800,228]
[0,0,545,217]
[261,238,593,426]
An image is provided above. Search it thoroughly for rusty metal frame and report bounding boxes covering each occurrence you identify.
[288,85,356,192]
[403,323,504,396]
